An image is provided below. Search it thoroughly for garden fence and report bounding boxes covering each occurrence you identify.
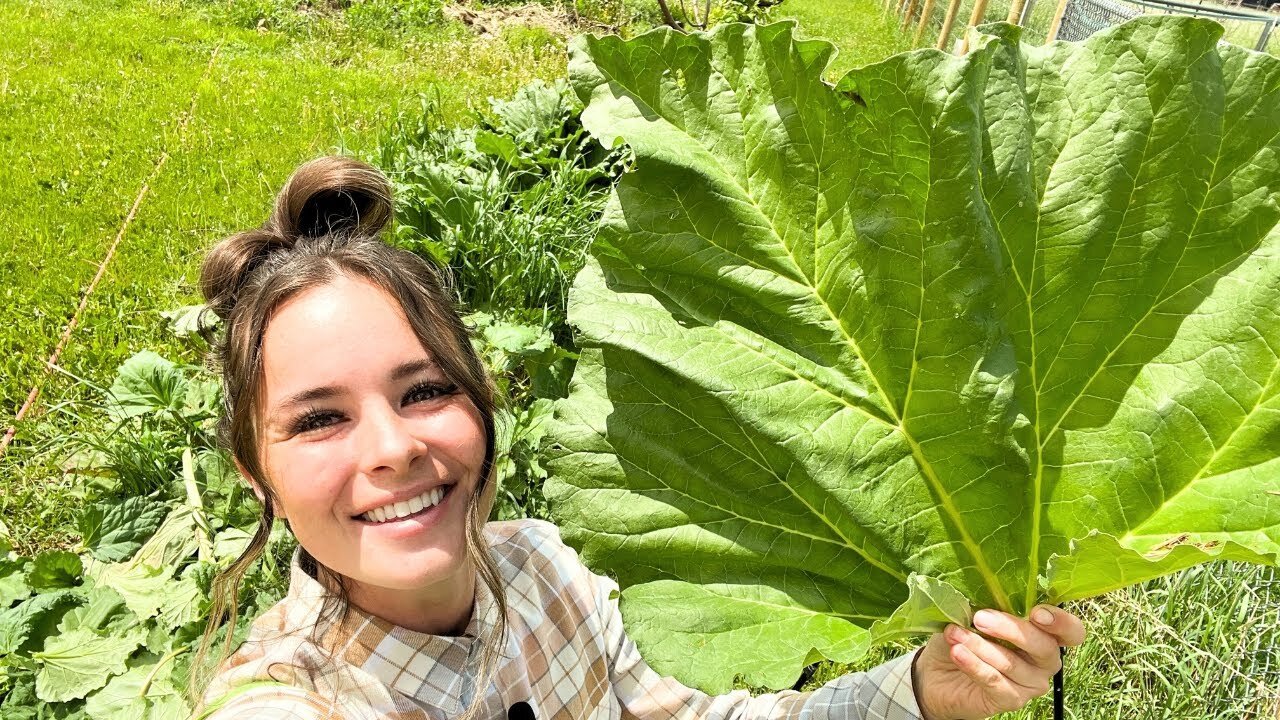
[1234,564,1280,715]
[1035,0,1279,48]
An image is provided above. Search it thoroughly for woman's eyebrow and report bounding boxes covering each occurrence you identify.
[390,358,440,381]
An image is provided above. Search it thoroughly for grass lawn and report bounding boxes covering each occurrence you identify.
[776,0,913,79]
[0,0,566,547]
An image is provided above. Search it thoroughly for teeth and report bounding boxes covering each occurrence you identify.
[361,486,448,523]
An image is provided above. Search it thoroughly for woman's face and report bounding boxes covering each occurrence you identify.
[254,274,486,599]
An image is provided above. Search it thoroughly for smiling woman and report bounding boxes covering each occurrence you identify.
[187,155,1083,720]
[188,156,508,719]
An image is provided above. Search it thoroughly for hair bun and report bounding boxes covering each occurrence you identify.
[199,156,394,320]
[270,155,393,241]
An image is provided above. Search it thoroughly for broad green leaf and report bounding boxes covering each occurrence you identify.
[211,529,251,563]
[870,576,973,643]
[159,304,218,338]
[84,655,189,720]
[27,553,81,592]
[156,574,203,631]
[547,18,1280,691]
[83,562,170,622]
[131,507,200,569]
[78,498,170,563]
[107,351,187,421]
[0,559,31,610]
[0,590,83,656]
[55,588,131,635]
[33,626,144,702]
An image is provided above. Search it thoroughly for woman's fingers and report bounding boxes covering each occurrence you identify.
[971,610,1062,673]
[944,624,1051,693]
[1029,605,1087,647]
[948,641,1027,710]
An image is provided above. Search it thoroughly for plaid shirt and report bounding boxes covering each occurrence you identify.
[201,519,923,720]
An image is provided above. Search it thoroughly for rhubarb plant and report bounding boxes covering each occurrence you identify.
[545,17,1280,692]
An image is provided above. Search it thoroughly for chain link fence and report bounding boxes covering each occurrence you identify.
[1055,0,1141,38]
[1241,564,1280,716]
[1047,0,1278,50]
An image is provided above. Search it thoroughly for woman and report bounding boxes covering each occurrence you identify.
[191,155,1084,720]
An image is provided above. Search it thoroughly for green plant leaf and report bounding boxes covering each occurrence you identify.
[83,654,189,720]
[547,18,1280,692]
[55,588,131,636]
[83,562,170,622]
[33,626,145,702]
[870,576,973,643]
[0,558,31,610]
[0,590,83,656]
[158,304,218,339]
[107,351,187,421]
[78,498,170,563]
[27,553,81,592]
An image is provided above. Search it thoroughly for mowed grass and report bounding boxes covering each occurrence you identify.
[0,0,566,549]
[776,0,912,79]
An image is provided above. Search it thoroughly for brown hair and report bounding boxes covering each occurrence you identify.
[188,156,508,720]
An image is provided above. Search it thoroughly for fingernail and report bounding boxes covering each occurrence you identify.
[973,610,996,629]
[1033,607,1054,625]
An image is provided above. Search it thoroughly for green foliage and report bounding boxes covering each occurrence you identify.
[377,78,620,330]
[77,499,170,564]
[0,351,292,719]
[180,0,446,38]
[546,18,1280,693]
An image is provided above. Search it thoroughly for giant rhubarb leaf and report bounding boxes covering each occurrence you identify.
[545,17,1280,692]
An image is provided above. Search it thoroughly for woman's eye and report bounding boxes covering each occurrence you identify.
[291,410,342,434]
[404,382,458,405]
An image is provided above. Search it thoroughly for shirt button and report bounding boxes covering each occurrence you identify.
[507,701,534,720]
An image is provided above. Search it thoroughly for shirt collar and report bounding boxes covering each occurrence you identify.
[284,548,502,714]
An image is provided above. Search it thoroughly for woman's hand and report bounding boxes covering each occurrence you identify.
[911,605,1085,720]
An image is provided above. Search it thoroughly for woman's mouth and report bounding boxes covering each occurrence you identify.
[354,484,455,524]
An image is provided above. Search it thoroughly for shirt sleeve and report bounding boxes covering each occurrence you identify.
[593,569,924,720]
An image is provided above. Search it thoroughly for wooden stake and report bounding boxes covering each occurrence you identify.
[1045,0,1072,43]
[914,0,939,46]
[956,0,991,53]
[935,0,964,50]
[901,0,921,31]
[1006,0,1027,23]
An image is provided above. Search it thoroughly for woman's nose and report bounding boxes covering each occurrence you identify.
[357,403,425,476]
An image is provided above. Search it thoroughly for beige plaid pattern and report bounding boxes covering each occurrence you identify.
[201,519,923,720]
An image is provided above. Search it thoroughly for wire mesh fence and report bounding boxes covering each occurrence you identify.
[1055,0,1141,39]
[896,0,1279,52]
[1239,564,1280,716]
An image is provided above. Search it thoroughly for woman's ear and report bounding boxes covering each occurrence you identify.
[233,458,286,520]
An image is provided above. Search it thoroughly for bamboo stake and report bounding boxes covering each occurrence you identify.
[914,0,939,46]
[1045,0,1072,43]
[956,0,991,54]
[1006,0,1027,23]
[935,0,964,50]
[901,0,921,31]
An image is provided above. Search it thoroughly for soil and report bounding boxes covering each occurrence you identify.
[443,2,579,39]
